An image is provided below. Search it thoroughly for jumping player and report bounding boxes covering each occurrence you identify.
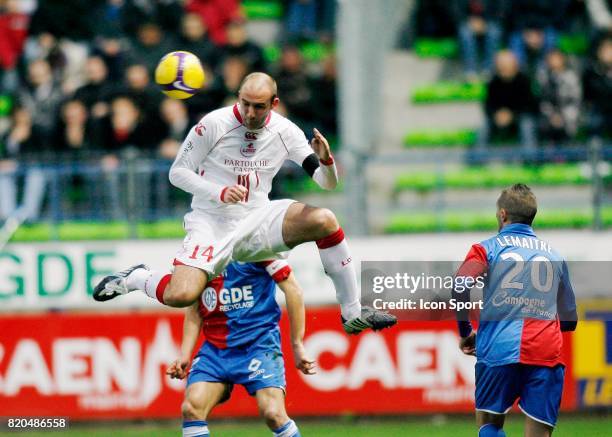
[454,184,578,437]
[166,260,314,437]
[94,72,396,334]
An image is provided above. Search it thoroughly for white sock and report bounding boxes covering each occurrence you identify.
[317,228,361,320]
[273,419,300,437]
[126,267,151,291]
[127,268,171,304]
[183,420,209,437]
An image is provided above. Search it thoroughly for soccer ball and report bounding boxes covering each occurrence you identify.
[154,51,205,99]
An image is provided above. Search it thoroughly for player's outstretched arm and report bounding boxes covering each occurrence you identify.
[301,128,338,190]
[167,301,203,380]
[168,124,226,201]
[278,272,316,375]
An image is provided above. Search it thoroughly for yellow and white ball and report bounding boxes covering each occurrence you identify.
[154,51,205,99]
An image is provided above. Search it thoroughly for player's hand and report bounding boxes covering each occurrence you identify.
[310,128,332,162]
[292,343,316,375]
[166,358,190,380]
[221,184,248,203]
[459,331,477,356]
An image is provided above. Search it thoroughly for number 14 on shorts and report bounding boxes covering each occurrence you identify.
[189,245,215,262]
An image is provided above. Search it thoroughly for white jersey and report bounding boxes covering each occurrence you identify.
[169,104,313,217]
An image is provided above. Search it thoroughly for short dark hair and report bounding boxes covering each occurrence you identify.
[497,183,537,225]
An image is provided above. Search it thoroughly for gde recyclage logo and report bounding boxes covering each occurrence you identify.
[202,287,217,312]
[200,285,255,312]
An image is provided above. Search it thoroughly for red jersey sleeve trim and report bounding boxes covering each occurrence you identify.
[220,186,228,202]
[271,266,292,282]
[320,155,334,166]
[456,243,488,278]
[261,259,292,282]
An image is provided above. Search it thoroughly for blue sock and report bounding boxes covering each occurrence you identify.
[273,419,300,437]
[479,423,505,437]
[182,420,209,437]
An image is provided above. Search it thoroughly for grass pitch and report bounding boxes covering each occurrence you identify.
[1,415,610,436]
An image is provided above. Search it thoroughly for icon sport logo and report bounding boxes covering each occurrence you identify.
[245,132,257,140]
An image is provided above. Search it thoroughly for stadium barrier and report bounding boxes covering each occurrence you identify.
[2,236,611,311]
[1,143,610,235]
[0,308,577,419]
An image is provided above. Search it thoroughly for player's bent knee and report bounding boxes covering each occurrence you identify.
[311,208,338,235]
[164,286,200,307]
[260,405,288,430]
[181,398,205,421]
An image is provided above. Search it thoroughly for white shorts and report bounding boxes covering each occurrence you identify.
[174,199,295,277]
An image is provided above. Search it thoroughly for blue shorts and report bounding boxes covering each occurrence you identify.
[475,362,565,427]
[187,331,285,396]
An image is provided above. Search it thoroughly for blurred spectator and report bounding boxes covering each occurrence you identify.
[413,0,457,38]
[92,36,129,82]
[92,0,126,37]
[0,108,46,222]
[120,0,184,37]
[158,98,190,159]
[477,50,538,152]
[584,0,612,35]
[216,56,249,105]
[508,0,569,76]
[28,0,97,92]
[99,96,157,152]
[185,0,241,46]
[127,21,176,75]
[451,0,507,80]
[22,32,67,82]
[183,63,224,117]
[17,58,63,147]
[283,0,317,42]
[219,20,266,73]
[90,1,130,80]
[73,56,117,121]
[582,37,612,139]
[310,53,337,136]
[52,99,101,157]
[177,12,219,71]
[0,0,30,92]
[122,63,163,122]
[536,50,582,144]
[317,0,336,43]
[275,45,313,127]
[28,0,98,41]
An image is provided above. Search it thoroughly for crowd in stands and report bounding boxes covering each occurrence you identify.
[414,0,611,151]
[0,0,337,221]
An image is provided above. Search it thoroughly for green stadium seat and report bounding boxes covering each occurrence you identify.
[558,34,589,55]
[412,33,588,59]
[264,42,333,64]
[411,81,485,104]
[242,0,283,20]
[403,129,478,147]
[394,163,590,193]
[384,207,612,234]
[414,38,459,58]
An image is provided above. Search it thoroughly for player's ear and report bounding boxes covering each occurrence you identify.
[271,95,279,109]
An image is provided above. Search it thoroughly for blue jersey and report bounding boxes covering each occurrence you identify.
[456,223,577,367]
[196,260,291,349]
